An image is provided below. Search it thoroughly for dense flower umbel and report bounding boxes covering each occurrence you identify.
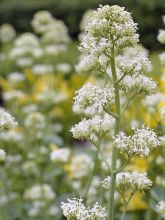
[76,5,139,73]
[102,172,152,192]
[119,74,157,94]
[116,51,151,77]
[73,83,114,116]
[0,108,17,130]
[71,114,114,142]
[114,125,160,158]
[61,198,106,220]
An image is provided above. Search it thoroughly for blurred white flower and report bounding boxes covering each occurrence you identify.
[50,148,70,163]
[0,108,18,130]
[24,184,55,201]
[0,149,6,161]
[0,23,16,43]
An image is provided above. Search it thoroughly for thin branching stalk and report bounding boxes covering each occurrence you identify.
[84,149,99,199]
[108,45,121,220]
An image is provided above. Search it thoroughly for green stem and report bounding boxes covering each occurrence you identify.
[84,149,98,199]
[108,48,121,220]
[121,205,127,220]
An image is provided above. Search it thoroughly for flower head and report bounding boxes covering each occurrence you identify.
[77,5,139,73]
[102,172,152,192]
[71,114,114,142]
[61,198,106,220]
[73,83,114,116]
[115,125,160,158]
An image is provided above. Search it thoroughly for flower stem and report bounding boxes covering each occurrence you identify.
[121,206,127,220]
[108,48,121,220]
[84,149,98,199]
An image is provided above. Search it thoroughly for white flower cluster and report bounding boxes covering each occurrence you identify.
[0,23,16,43]
[114,50,157,94]
[32,64,54,75]
[77,5,139,73]
[102,172,152,192]
[159,52,165,65]
[0,108,17,130]
[31,11,55,34]
[31,10,71,44]
[44,44,68,55]
[56,63,71,74]
[15,32,39,48]
[69,154,93,179]
[119,74,157,94]
[142,93,165,113]
[7,72,25,84]
[80,10,94,32]
[41,20,71,44]
[157,30,165,44]
[36,87,66,104]
[71,114,114,142]
[0,149,6,161]
[61,198,106,220]
[24,112,45,130]
[27,202,59,217]
[156,201,165,218]
[9,32,42,67]
[3,90,24,102]
[115,125,159,158]
[117,51,151,76]
[73,83,114,116]
[50,148,70,163]
[24,184,55,201]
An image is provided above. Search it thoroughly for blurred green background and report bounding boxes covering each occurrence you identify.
[0,0,165,50]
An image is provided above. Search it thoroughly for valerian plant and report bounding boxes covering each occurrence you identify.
[61,5,160,220]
